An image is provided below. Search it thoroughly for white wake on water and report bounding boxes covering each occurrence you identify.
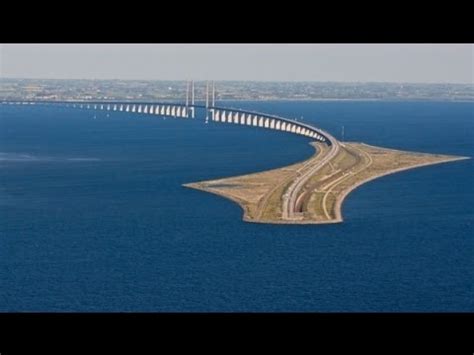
[0,152,101,162]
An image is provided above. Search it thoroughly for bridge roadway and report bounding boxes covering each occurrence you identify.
[211,106,331,143]
[281,130,340,220]
[0,99,199,107]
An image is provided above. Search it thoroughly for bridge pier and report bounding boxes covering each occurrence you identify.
[233,112,239,124]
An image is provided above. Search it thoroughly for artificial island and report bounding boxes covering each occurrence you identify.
[185,141,468,224]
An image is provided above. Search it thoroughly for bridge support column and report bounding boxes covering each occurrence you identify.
[246,114,251,125]
[235,112,241,124]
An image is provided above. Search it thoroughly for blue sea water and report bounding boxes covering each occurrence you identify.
[0,101,472,312]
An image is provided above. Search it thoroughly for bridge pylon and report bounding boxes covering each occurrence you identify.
[210,81,216,121]
[191,80,195,118]
[185,80,190,118]
[205,81,209,123]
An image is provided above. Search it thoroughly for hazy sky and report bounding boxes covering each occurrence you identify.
[0,44,472,83]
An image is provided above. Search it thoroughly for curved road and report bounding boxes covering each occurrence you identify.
[282,130,340,220]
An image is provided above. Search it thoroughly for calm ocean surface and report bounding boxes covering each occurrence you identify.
[0,101,472,311]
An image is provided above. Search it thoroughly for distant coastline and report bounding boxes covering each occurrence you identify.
[2,98,472,103]
[2,78,472,103]
[217,98,474,103]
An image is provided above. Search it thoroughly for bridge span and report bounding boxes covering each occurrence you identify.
[1,99,335,144]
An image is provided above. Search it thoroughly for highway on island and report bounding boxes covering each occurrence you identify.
[282,130,340,220]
